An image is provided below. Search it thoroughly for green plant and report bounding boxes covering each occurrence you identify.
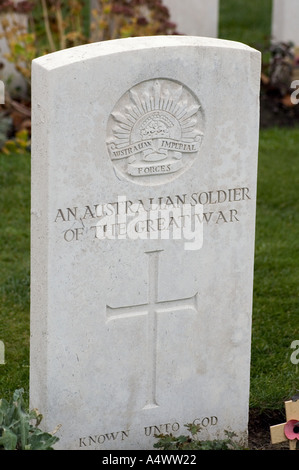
[0,0,177,144]
[2,128,30,154]
[91,0,177,42]
[0,388,59,450]
[0,0,177,88]
[153,423,243,450]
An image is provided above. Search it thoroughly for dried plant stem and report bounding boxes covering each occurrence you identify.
[41,0,56,52]
[55,8,66,50]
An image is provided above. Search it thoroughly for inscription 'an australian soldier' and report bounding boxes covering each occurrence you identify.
[54,187,251,222]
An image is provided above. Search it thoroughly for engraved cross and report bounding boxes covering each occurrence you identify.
[106,250,199,409]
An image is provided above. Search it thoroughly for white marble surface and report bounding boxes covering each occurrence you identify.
[30,36,261,450]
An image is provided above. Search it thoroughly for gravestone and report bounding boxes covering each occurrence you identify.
[30,35,261,450]
[162,0,219,37]
[272,0,299,46]
[0,0,28,94]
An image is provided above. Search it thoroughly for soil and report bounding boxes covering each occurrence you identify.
[248,409,291,450]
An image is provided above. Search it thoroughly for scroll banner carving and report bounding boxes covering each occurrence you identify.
[109,137,203,160]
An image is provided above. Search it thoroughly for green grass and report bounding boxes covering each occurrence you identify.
[1,130,299,409]
[0,0,299,414]
[0,150,30,402]
[219,0,299,411]
[219,0,272,48]
[251,128,299,409]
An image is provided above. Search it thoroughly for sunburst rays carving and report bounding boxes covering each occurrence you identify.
[106,79,204,184]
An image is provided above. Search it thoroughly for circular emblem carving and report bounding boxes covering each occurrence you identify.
[107,79,204,186]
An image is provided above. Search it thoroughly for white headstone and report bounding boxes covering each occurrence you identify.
[30,36,261,450]
[162,0,219,37]
[0,2,28,94]
[272,0,299,45]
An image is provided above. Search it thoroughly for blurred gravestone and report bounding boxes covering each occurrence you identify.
[0,0,28,94]
[162,0,219,37]
[272,0,299,46]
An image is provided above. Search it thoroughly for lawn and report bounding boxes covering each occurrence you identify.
[0,0,298,416]
[219,0,272,47]
[220,0,299,411]
[0,149,30,402]
[251,128,299,409]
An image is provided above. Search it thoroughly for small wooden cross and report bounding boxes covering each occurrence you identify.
[270,398,299,450]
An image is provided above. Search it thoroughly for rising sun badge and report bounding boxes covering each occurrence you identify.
[106,79,204,185]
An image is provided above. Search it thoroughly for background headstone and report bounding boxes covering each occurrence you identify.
[272,0,299,46]
[0,0,28,95]
[162,0,219,37]
[30,36,261,450]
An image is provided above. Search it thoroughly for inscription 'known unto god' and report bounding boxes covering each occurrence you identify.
[79,416,218,448]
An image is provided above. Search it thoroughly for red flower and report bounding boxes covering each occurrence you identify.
[284,420,299,440]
